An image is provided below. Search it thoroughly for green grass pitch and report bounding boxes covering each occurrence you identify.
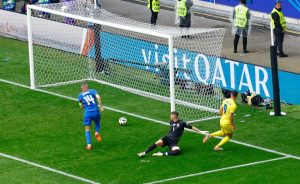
[0,36,300,184]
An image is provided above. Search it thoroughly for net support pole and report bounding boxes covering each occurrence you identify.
[270,22,281,116]
[94,0,97,9]
[93,0,104,73]
[27,7,36,89]
[168,36,176,112]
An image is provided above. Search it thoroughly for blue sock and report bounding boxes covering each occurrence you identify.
[95,123,100,133]
[85,131,91,145]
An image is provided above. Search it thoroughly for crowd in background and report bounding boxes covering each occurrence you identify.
[1,0,60,14]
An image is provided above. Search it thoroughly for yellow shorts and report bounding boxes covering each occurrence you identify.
[220,123,234,134]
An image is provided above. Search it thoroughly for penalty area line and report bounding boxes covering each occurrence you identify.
[144,156,290,184]
[0,152,100,184]
[1,78,300,161]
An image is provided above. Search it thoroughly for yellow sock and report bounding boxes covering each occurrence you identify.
[216,136,230,148]
[210,130,225,137]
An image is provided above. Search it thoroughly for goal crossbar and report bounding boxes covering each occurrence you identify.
[27,5,172,39]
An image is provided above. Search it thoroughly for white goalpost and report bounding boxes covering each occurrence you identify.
[26,0,225,122]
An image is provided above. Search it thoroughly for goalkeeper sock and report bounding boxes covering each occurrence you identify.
[210,130,225,137]
[164,149,180,156]
[85,130,91,145]
[216,136,230,148]
[145,144,157,153]
[95,123,100,133]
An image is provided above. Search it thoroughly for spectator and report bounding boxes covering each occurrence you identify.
[232,0,250,54]
[20,0,38,14]
[2,0,16,11]
[38,0,52,18]
[271,1,288,57]
[147,0,160,25]
[39,0,51,5]
[176,0,193,28]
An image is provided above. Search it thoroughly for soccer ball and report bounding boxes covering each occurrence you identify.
[119,117,127,125]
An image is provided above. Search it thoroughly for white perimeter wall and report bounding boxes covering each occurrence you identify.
[0,10,84,54]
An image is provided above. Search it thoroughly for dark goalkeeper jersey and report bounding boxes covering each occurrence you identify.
[166,120,192,143]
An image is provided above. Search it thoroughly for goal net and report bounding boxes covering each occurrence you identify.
[27,0,226,122]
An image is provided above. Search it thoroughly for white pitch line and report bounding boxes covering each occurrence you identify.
[1,78,300,161]
[0,153,100,184]
[144,156,290,184]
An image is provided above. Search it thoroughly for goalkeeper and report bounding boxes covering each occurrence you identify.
[138,111,204,157]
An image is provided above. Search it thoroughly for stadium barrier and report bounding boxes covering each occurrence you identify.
[1,9,299,104]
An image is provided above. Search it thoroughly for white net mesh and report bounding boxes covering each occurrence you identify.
[28,0,225,122]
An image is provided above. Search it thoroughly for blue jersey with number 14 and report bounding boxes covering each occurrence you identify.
[78,89,99,113]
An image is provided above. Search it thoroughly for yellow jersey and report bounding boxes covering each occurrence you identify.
[220,98,237,125]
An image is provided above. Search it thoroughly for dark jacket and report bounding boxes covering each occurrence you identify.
[271,9,283,32]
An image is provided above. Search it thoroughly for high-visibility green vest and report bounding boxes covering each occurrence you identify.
[270,8,287,31]
[234,5,248,28]
[147,0,160,12]
[177,0,187,17]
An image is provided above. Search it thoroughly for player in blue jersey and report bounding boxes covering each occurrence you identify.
[78,82,104,150]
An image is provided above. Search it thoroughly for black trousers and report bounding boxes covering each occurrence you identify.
[150,10,158,25]
[234,34,248,51]
[274,30,285,53]
[179,13,191,28]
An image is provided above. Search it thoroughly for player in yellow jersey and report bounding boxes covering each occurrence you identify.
[203,91,238,151]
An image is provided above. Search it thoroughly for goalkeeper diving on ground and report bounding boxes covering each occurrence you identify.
[138,111,206,157]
